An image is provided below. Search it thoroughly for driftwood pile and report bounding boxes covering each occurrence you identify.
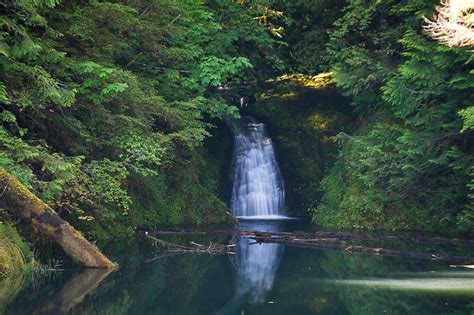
[145,234,235,262]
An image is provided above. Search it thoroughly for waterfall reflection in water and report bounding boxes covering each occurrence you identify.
[235,239,282,303]
[214,221,284,314]
[234,220,284,304]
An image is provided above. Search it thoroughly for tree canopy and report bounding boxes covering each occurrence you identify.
[0,0,472,240]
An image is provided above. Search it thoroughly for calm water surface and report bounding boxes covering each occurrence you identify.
[4,220,474,314]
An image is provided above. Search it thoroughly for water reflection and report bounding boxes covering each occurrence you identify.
[235,220,284,303]
[0,269,25,314]
[5,222,474,314]
[235,239,282,303]
[35,268,114,314]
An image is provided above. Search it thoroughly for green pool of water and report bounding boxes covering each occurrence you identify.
[4,220,474,314]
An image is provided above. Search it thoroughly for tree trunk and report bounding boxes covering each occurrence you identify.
[0,167,116,269]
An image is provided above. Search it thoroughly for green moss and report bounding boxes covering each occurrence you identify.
[0,222,34,312]
[267,72,335,89]
[129,151,234,228]
[0,223,35,276]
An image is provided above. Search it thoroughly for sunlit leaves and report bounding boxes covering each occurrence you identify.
[459,106,474,132]
[0,83,10,105]
[101,83,128,96]
[0,126,82,201]
[198,97,240,119]
[113,133,166,177]
[0,111,16,123]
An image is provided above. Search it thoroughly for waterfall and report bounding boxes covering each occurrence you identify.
[213,121,286,312]
[230,116,285,218]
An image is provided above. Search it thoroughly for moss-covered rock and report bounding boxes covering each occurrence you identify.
[0,229,25,277]
[0,223,33,312]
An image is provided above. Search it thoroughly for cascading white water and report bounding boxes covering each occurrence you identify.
[230,117,285,217]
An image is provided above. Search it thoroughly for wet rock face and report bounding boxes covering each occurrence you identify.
[243,80,354,216]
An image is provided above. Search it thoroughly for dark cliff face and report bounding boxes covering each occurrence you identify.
[203,118,235,206]
[242,75,354,216]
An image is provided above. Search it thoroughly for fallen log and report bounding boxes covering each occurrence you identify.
[150,229,474,246]
[144,231,474,265]
[245,233,474,265]
[237,230,474,246]
[0,167,116,269]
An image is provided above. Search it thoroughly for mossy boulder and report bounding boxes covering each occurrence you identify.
[0,224,30,312]
[0,224,31,277]
[0,236,24,277]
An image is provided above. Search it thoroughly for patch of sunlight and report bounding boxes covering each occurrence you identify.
[328,274,474,294]
[307,113,339,132]
[257,92,273,101]
[280,92,298,98]
[266,72,335,89]
[257,90,299,101]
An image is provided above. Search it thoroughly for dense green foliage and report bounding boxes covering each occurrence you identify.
[314,0,473,234]
[272,0,346,74]
[1,1,473,313]
[0,0,284,242]
[0,0,471,250]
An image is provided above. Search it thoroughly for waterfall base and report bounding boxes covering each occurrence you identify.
[236,215,297,220]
